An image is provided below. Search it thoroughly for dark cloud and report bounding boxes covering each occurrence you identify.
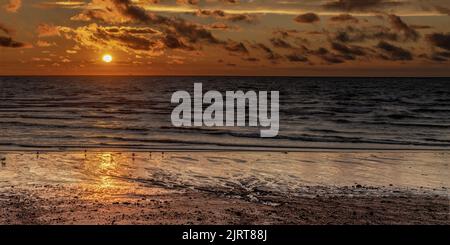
[429,51,450,62]
[294,13,320,24]
[435,51,450,58]
[164,34,192,50]
[434,5,450,15]
[195,9,257,23]
[314,47,329,56]
[330,42,366,60]
[311,47,345,64]
[387,14,419,41]
[0,35,26,48]
[0,23,13,35]
[226,14,257,23]
[320,55,345,64]
[50,0,448,68]
[329,14,359,23]
[206,22,237,30]
[242,57,259,62]
[429,55,447,62]
[225,41,249,54]
[177,0,200,5]
[95,28,158,51]
[197,9,226,17]
[253,43,281,61]
[323,0,403,12]
[167,19,221,44]
[273,29,300,39]
[73,0,222,46]
[270,38,293,49]
[333,26,399,43]
[112,0,152,22]
[376,41,413,60]
[410,25,432,30]
[314,44,365,63]
[220,0,239,4]
[334,18,420,43]
[286,53,308,62]
[426,33,450,51]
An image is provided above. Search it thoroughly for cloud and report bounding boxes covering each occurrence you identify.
[31,57,52,62]
[428,51,450,62]
[270,38,293,49]
[434,5,450,15]
[36,40,55,47]
[163,34,193,50]
[34,1,86,9]
[222,0,239,3]
[253,43,281,61]
[37,24,61,37]
[330,42,366,60]
[194,9,258,23]
[112,0,152,22]
[329,14,359,23]
[426,33,450,51]
[387,14,419,41]
[6,0,445,70]
[323,0,403,12]
[242,57,259,62]
[225,41,249,54]
[3,0,21,13]
[201,0,240,5]
[410,25,432,30]
[167,19,222,45]
[206,22,237,31]
[71,0,150,23]
[273,29,300,39]
[294,13,320,24]
[329,15,418,44]
[312,47,345,64]
[333,26,399,43]
[72,0,222,46]
[226,13,257,23]
[376,41,413,60]
[286,53,308,62]
[59,24,166,55]
[0,35,26,48]
[0,23,13,35]
[177,0,200,5]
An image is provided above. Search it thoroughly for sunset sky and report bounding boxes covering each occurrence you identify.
[0,0,449,76]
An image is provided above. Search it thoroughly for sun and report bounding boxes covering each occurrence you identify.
[102,54,113,63]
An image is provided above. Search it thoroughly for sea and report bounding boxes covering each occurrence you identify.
[1,76,449,151]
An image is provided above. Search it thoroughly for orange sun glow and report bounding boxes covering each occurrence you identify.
[102,54,113,63]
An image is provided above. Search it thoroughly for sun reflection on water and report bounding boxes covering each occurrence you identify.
[83,152,123,190]
[71,152,172,202]
[99,153,114,170]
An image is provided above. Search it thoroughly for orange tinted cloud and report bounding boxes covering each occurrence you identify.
[3,0,21,13]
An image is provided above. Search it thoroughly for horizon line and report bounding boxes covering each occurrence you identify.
[1,75,449,78]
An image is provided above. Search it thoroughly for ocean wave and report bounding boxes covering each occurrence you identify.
[1,76,450,150]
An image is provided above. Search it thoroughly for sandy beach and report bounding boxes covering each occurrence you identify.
[0,151,448,224]
[0,184,448,225]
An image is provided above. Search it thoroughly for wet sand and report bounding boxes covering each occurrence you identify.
[0,184,448,225]
[0,151,449,224]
